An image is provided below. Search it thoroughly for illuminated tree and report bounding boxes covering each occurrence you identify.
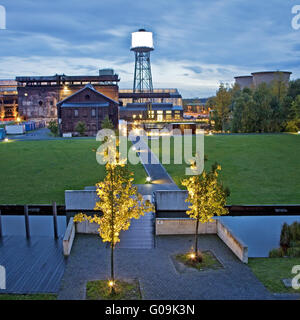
[182,163,229,260]
[74,138,154,293]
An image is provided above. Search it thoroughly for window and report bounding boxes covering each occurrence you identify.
[85,94,90,100]
[147,110,155,119]
[38,100,43,106]
[174,111,181,120]
[74,109,79,117]
[91,109,96,117]
[166,110,172,120]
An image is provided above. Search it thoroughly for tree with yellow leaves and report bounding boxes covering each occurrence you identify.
[74,136,154,293]
[182,163,229,261]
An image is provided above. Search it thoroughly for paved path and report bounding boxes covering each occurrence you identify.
[58,234,276,300]
[130,135,179,187]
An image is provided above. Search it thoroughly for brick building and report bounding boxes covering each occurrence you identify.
[17,70,119,123]
[57,84,119,136]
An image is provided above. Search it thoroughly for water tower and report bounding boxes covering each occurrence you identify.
[131,29,154,96]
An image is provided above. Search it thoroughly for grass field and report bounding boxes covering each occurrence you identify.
[0,140,147,204]
[148,134,300,205]
[248,257,300,294]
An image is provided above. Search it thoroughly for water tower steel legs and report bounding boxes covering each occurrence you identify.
[133,51,153,100]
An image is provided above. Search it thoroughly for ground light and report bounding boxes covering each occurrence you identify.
[146,176,152,183]
[3,138,9,142]
[189,253,196,260]
[108,280,114,288]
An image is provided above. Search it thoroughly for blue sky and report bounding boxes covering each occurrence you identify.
[0,0,299,97]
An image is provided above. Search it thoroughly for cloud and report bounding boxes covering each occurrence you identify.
[0,0,299,97]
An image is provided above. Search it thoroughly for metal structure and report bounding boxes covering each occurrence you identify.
[131,29,154,100]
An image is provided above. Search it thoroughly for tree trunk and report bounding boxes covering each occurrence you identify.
[194,218,200,256]
[111,243,114,281]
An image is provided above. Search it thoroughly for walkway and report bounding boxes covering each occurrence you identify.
[58,234,274,300]
[130,135,179,187]
[0,236,66,294]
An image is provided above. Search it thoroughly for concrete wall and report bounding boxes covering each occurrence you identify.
[156,218,217,235]
[155,190,189,211]
[217,220,248,263]
[155,217,248,263]
[75,220,99,234]
[63,218,75,256]
[234,76,253,89]
[65,190,98,210]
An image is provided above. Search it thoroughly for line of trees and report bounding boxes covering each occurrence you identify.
[208,76,300,133]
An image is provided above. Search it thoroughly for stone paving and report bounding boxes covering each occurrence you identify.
[58,234,277,300]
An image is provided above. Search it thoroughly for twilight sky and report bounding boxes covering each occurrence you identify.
[0,0,299,97]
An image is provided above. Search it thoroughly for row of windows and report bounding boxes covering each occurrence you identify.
[65,108,102,118]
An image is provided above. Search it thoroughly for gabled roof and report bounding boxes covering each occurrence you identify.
[57,83,118,106]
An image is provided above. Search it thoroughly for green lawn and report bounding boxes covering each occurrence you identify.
[0,140,147,204]
[0,294,57,300]
[248,257,300,294]
[148,134,300,204]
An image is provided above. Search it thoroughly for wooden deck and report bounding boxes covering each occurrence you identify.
[0,236,66,294]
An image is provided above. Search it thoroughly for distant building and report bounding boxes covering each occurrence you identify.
[119,88,182,106]
[234,71,292,90]
[16,70,119,123]
[57,84,119,136]
[119,102,183,122]
[0,80,18,120]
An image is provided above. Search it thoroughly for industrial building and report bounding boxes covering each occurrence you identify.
[57,83,119,136]
[234,71,292,90]
[0,80,18,120]
[118,29,183,126]
[17,70,120,123]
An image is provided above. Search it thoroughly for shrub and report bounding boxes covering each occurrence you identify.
[280,223,291,253]
[286,247,300,258]
[285,120,299,133]
[48,120,59,136]
[269,248,284,258]
[75,121,86,136]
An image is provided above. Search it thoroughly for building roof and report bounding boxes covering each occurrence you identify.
[60,102,110,108]
[57,83,119,106]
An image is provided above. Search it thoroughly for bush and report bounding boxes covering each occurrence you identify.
[285,120,299,133]
[286,247,300,258]
[48,120,59,136]
[75,121,86,136]
[269,248,284,258]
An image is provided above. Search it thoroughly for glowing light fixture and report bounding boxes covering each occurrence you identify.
[4,138,9,142]
[108,280,114,288]
[146,176,152,183]
[189,253,196,260]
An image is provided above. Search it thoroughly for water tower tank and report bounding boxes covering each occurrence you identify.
[131,29,154,51]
